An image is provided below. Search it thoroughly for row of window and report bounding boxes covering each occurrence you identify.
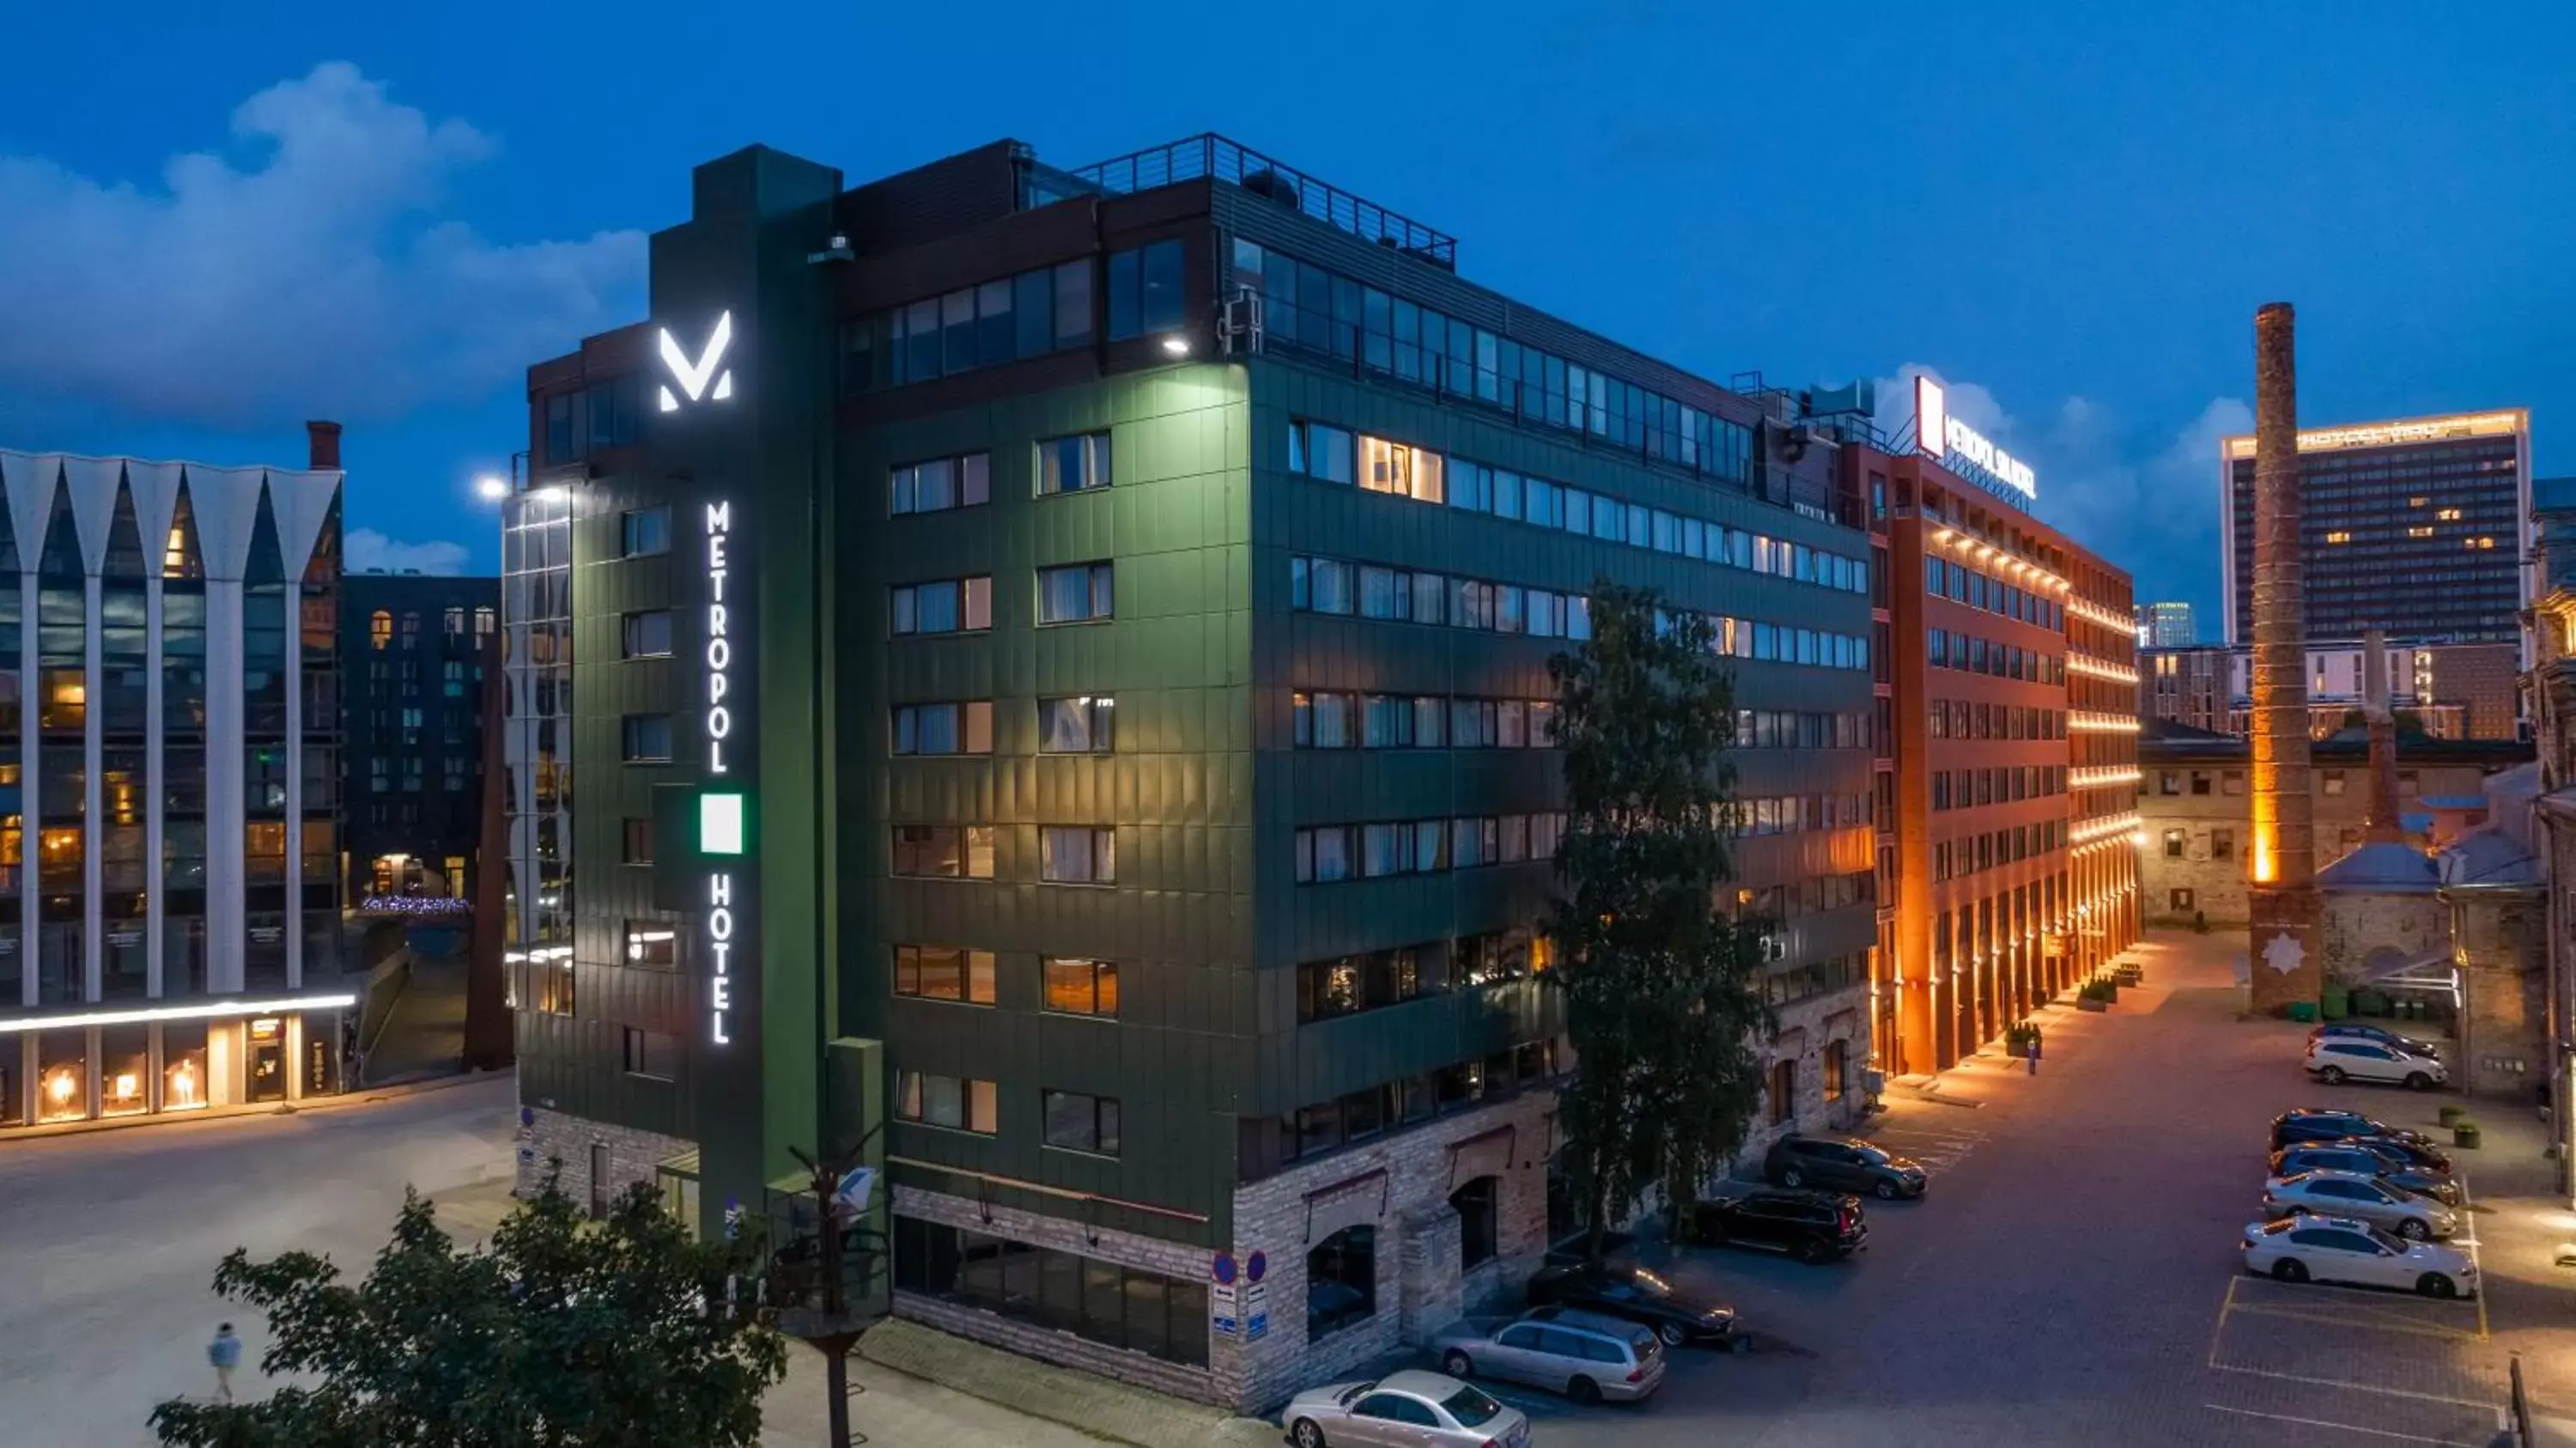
[1288,420,1864,595]
[1740,792,1874,836]
[1296,928,1552,1025]
[892,1071,1123,1156]
[890,824,1116,884]
[1292,555,1872,672]
[1236,238,1759,490]
[1293,813,1566,883]
[889,563,1113,636]
[362,605,497,650]
[888,435,1115,518]
[1930,819,2069,883]
[892,697,1116,756]
[1926,556,2064,632]
[890,1215,1211,1368]
[1272,1039,1561,1170]
[1931,766,2068,812]
[1292,691,1557,751]
[542,374,648,466]
[1929,700,2067,742]
[2161,827,2237,861]
[1739,709,1873,751]
[1764,952,1867,1007]
[892,946,1120,1017]
[1928,630,2065,685]
[843,259,1097,394]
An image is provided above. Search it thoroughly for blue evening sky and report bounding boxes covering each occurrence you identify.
[3,2,2569,625]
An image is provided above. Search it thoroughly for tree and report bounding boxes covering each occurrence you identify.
[149,1175,787,1448]
[1547,582,1775,1261]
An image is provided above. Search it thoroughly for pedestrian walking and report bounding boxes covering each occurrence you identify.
[2028,1026,2043,1077]
[208,1322,241,1403]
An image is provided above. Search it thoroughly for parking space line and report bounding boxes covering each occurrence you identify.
[2202,1403,2458,1443]
[2235,1275,2481,1311]
[2205,1362,2505,1410]
[2222,1301,2480,1342]
[2460,1171,2489,1342]
[2207,1275,2239,1368]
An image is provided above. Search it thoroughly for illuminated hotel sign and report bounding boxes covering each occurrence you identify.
[1916,376,2037,499]
[704,497,740,1047]
[659,312,737,412]
[2221,410,2527,459]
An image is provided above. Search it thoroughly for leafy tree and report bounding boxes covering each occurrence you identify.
[150,1175,787,1448]
[1547,582,1775,1261]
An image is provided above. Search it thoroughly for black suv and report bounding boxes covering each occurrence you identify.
[2270,1109,2436,1154]
[1524,1265,1738,1348]
[1763,1135,1928,1200]
[1684,1189,1867,1264]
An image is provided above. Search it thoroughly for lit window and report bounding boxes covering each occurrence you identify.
[1043,957,1119,1016]
[894,945,996,1005]
[2324,531,2350,545]
[2476,537,2496,550]
[2408,526,2433,538]
[2437,508,2462,521]
[368,610,392,650]
[2408,496,2428,507]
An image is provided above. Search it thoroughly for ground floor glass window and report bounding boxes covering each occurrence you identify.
[1451,1177,1498,1269]
[891,1215,1207,1367]
[1306,1225,1377,1341]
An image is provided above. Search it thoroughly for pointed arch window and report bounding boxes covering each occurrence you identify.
[163,485,204,581]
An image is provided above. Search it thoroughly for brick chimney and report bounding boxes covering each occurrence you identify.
[306,420,343,471]
[2246,302,2322,1015]
[2362,629,2404,845]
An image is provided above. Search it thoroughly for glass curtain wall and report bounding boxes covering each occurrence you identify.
[300,499,342,980]
[162,488,208,996]
[100,486,149,997]
[503,488,574,967]
[242,494,289,991]
[34,485,82,1005]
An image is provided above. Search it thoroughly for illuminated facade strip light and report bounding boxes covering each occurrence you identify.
[2069,712,2141,733]
[2066,600,2135,632]
[2067,654,2140,684]
[2071,812,2142,843]
[0,994,359,1035]
[2069,766,2144,788]
[2221,410,2528,459]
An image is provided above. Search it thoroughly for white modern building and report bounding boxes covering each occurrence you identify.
[0,424,351,1132]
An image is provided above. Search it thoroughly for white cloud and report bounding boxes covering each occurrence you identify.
[0,63,644,428]
[346,527,471,576]
[1872,362,2249,608]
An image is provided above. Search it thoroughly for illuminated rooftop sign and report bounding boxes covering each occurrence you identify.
[2221,410,2526,459]
[659,312,736,412]
[1916,376,2037,499]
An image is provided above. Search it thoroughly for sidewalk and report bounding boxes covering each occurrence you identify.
[758,1319,1280,1448]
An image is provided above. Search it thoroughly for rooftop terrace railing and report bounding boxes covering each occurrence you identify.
[1069,134,1457,271]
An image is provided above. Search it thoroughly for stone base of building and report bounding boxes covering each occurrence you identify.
[514,1102,693,1211]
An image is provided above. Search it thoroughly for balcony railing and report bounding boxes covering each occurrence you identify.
[1069,134,1456,271]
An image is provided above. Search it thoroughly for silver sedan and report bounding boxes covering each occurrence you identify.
[2263,1168,2459,1239]
[1281,1370,1532,1448]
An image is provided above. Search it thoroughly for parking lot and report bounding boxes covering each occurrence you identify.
[1345,931,2561,1447]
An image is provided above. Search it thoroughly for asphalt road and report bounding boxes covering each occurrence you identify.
[1425,932,2534,1448]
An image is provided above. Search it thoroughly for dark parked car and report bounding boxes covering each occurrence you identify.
[2269,1145,2460,1205]
[1524,1266,1737,1348]
[1763,1135,1928,1200]
[2270,1109,2436,1154]
[1682,1189,1867,1264]
[2320,1133,2454,1177]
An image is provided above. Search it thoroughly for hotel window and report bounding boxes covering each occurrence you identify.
[2209,829,2235,862]
[620,507,672,557]
[2324,531,2350,545]
[894,945,997,1005]
[2437,508,2463,521]
[1037,695,1115,753]
[1043,957,1120,1016]
[1040,826,1115,884]
[621,818,654,864]
[1037,563,1115,624]
[620,714,672,764]
[891,576,993,635]
[1043,1090,1121,1156]
[891,825,997,879]
[1293,691,1355,749]
[890,453,992,515]
[1289,422,1358,484]
[896,1071,998,1134]
[622,1028,678,1080]
[624,922,679,969]
[2409,526,2435,538]
[1104,239,1184,341]
[1037,433,1113,495]
[368,610,392,650]
[1358,435,1445,503]
[2163,829,2185,859]
[892,701,994,756]
[621,610,673,659]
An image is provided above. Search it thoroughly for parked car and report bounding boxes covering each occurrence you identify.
[2310,1021,2442,1057]
[2306,1037,2446,1090]
[1433,1308,1665,1403]
[1763,1135,1929,1199]
[1525,1264,1738,1348]
[2241,1215,2478,1299]
[1282,1370,1530,1448]
[2270,1109,2437,1153]
[2319,1132,2455,1177]
[1681,1189,1868,1264]
[2263,1169,2458,1239]
[2269,1144,2460,1205]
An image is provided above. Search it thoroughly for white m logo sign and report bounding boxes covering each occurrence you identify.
[658,312,736,411]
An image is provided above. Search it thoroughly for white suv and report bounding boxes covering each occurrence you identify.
[2305,1037,2445,1090]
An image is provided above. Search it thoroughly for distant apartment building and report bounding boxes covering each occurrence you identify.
[2143,639,2521,741]
[2139,600,2195,648]
[339,573,497,907]
[0,426,350,1133]
[2220,410,2530,647]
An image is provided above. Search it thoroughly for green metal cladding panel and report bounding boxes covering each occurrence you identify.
[838,365,1258,1243]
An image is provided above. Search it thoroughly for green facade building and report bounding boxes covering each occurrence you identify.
[506,136,1879,1409]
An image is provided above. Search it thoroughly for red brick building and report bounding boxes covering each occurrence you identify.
[1844,444,2142,1075]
